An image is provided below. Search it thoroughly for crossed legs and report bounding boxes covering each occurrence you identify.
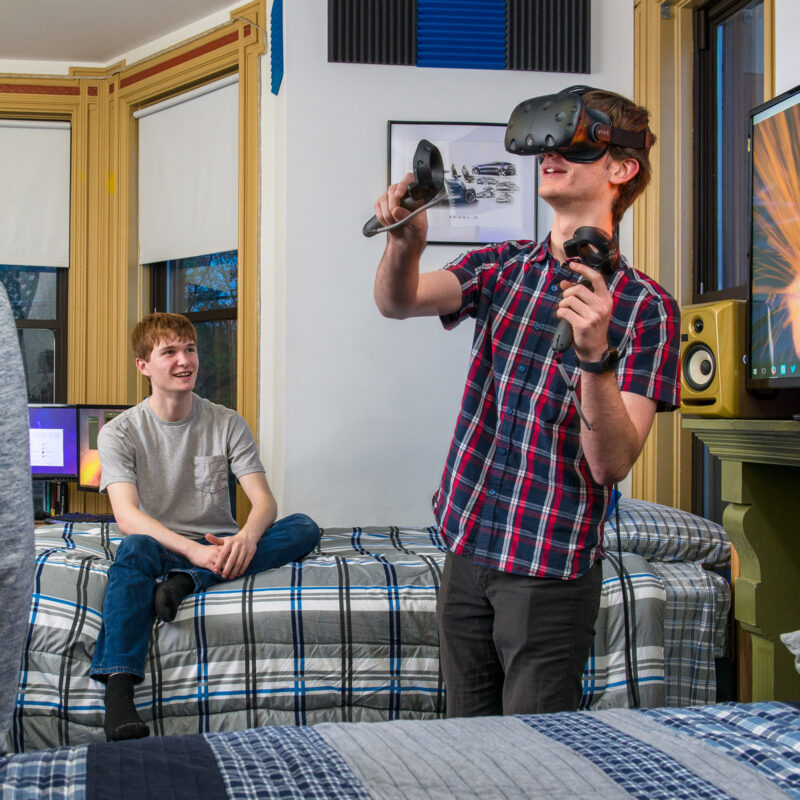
[91,514,320,740]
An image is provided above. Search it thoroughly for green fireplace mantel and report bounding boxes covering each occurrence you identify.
[682,417,800,702]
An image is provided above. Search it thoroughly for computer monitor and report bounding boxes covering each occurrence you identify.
[747,82,800,390]
[77,405,130,491]
[28,404,78,480]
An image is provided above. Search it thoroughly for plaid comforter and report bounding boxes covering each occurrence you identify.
[10,505,730,752]
[2,702,798,799]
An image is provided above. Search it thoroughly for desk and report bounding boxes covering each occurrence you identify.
[682,418,800,701]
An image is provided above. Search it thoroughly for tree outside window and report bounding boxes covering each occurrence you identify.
[148,249,237,410]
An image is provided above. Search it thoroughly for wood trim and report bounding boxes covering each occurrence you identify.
[764,0,775,100]
[632,0,775,510]
[0,83,80,96]
[119,32,240,89]
[632,0,694,509]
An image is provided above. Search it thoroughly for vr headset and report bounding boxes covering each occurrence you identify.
[504,85,652,163]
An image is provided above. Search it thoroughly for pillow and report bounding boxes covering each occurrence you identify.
[780,630,800,675]
[603,497,730,567]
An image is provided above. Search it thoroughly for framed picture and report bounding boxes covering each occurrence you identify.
[388,120,537,245]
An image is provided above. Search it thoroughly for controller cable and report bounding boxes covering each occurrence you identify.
[553,355,593,430]
[612,490,641,709]
[363,189,448,237]
[548,230,638,707]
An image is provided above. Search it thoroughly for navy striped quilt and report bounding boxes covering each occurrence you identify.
[1,702,797,799]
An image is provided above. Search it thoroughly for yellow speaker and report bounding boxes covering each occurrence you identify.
[680,299,752,418]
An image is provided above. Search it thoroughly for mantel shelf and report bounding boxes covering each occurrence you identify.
[681,415,800,702]
[681,418,800,467]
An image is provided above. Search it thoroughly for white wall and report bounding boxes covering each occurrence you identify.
[776,0,800,96]
[272,0,635,526]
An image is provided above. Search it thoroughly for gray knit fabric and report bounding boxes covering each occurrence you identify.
[0,284,34,754]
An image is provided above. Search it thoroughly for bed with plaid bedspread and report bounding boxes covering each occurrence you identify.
[2,702,797,799]
[9,499,731,752]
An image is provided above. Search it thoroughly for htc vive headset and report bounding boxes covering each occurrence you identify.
[504,85,652,163]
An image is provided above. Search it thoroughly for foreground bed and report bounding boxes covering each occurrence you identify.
[10,499,731,752]
[2,701,798,799]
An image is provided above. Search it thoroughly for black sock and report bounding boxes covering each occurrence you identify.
[153,572,195,622]
[104,673,149,741]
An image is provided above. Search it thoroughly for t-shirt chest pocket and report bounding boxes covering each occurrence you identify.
[193,454,228,494]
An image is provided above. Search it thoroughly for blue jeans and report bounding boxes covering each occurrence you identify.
[90,513,321,682]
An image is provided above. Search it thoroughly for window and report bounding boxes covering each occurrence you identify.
[136,75,239,411]
[692,0,765,520]
[0,266,67,403]
[149,250,238,409]
[694,0,764,300]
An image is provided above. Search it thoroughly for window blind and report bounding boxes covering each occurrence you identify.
[0,120,71,268]
[135,74,239,265]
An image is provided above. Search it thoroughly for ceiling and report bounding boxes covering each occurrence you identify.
[0,0,238,65]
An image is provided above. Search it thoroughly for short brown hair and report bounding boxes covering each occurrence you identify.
[583,89,656,228]
[131,312,197,361]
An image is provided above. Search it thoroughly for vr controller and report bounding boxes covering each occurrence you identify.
[551,226,619,354]
[363,139,445,237]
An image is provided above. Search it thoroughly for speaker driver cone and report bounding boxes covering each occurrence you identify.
[684,343,716,391]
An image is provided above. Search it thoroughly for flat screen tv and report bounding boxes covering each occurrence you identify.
[77,404,129,491]
[748,83,800,391]
[28,404,78,480]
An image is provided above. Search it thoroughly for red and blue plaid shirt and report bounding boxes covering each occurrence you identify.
[432,237,680,580]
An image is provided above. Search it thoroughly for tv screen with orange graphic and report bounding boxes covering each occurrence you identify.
[748,83,800,390]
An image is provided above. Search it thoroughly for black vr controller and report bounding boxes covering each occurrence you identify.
[363,139,445,237]
[551,226,620,354]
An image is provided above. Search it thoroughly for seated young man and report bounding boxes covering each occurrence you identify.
[90,312,320,741]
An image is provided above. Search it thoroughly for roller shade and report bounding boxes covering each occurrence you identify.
[135,74,238,264]
[0,120,71,268]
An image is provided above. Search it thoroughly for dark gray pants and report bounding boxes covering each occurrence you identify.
[436,550,602,718]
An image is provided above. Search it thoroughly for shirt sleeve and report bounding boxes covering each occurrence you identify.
[439,245,502,330]
[97,420,137,493]
[617,290,682,412]
[226,413,266,480]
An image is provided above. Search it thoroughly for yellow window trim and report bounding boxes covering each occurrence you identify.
[632,0,774,509]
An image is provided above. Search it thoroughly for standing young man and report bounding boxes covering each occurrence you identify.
[90,312,320,740]
[372,89,680,717]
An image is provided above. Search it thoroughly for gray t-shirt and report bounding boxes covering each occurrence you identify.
[98,394,265,540]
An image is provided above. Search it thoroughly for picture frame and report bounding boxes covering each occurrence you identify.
[388,120,537,246]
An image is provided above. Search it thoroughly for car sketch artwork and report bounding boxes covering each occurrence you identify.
[444,164,520,205]
[445,176,478,204]
[471,161,517,176]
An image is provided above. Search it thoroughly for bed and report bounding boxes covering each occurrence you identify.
[2,701,798,799]
[9,499,731,753]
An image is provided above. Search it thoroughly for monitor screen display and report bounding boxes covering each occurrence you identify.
[748,84,800,389]
[78,405,129,491]
[28,405,78,480]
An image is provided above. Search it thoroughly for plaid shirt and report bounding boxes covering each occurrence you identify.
[432,238,680,580]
